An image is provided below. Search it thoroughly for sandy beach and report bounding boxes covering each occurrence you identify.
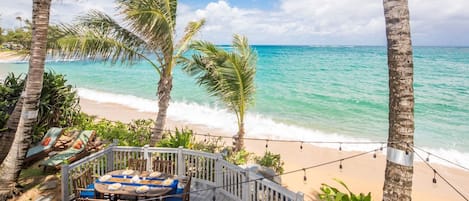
[80,98,469,201]
[0,51,28,63]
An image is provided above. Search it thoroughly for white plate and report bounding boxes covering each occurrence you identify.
[108,183,122,191]
[136,185,149,193]
[149,171,162,177]
[122,170,134,175]
[99,175,111,182]
[162,178,173,186]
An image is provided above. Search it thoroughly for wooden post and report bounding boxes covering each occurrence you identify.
[177,146,185,176]
[242,170,249,201]
[61,164,69,201]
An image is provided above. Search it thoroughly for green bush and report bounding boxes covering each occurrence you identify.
[223,147,252,165]
[0,72,80,142]
[71,113,153,147]
[157,128,194,148]
[0,73,25,131]
[192,136,225,153]
[255,151,284,174]
[319,178,371,201]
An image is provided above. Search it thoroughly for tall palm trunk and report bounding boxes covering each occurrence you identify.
[0,0,51,199]
[382,0,415,200]
[235,121,245,151]
[150,72,173,146]
[0,98,24,164]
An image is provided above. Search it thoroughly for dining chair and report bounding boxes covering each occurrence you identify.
[128,158,147,172]
[152,159,174,174]
[72,167,96,199]
[138,176,192,201]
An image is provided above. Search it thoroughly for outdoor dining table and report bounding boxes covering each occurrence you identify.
[94,169,178,201]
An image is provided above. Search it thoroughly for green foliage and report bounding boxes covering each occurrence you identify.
[255,151,285,174]
[319,178,372,201]
[72,113,154,147]
[223,147,252,165]
[0,72,80,142]
[192,136,225,153]
[34,71,81,142]
[0,73,25,131]
[157,128,194,148]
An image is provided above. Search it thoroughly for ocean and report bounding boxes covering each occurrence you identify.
[1,46,468,168]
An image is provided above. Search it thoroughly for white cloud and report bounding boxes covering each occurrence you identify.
[1,0,469,45]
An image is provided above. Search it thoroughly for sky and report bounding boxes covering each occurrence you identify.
[0,0,468,46]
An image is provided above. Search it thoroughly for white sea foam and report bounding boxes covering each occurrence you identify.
[76,87,469,171]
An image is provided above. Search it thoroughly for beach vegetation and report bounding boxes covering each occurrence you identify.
[157,128,195,149]
[319,178,371,201]
[255,151,285,174]
[222,147,253,165]
[52,0,205,147]
[0,72,80,142]
[181,34,257,151]
[192,136,225,153]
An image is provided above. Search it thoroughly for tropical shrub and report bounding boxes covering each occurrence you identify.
[319,178,371,201]
[192,136,225,153]
[0,72,81,142]
[222,147,253,165]
[72,113,153,147]
[255,151,285,174]
[0,73,25,131]
[157,128,195,148]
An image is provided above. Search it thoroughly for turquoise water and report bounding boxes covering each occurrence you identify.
[1,46,468,161]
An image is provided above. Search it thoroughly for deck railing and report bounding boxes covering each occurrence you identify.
[61,142,304,201]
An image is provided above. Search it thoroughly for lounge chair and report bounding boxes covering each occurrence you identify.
[23,127,64,166]
[40,130,96,170]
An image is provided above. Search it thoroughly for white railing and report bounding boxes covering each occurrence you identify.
[61,143,304,201]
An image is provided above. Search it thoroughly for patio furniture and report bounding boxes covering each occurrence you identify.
[40,130,96,170]
[157,176,192,201]
[152,159,174,174]
[72,166,97,199]
[128,158,147,172]
[23,127,64,166]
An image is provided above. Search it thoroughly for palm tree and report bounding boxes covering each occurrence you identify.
[0,0,51,199]
[180,35,257,151]
[382,0,415,200]
[55,0,204,146]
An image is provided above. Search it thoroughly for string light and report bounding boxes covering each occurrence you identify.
[303,168,307,183]
[426,152,430,162]
[339,143,342,151]
[380,143,384,151]
[300,141,303,151]
[432,169,437,184]
[265,140,269,149]
[339,160,343,169]
[373,150,377,158]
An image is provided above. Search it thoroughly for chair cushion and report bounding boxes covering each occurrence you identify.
[41,137,51,146]
[73,139,83,149]
[79,183,95,198]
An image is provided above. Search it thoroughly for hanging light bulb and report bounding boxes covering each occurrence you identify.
[303,168,307,183]
[380,143,384,151]
[265,140,269,149]
[300,142,303,151]
[339,160,343,169]
[426,153,430,162]
[373,151,377,158]
[339,143,342,151]
[432,170,437,184]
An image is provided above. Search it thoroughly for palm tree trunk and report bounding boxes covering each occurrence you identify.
[0,98,24,164]
[0,0,51,199]
[150,73,173,146]
[382,0,415,200]
[234,121,245,151]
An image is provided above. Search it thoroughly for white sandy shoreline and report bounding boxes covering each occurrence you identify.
[79,97,469,201]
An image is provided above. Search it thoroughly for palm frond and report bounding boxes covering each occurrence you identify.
[117,0,177,64]
[175,19,206,57]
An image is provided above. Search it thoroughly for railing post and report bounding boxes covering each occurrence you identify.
[143,145,150,171]
[214,153,223,199]
[106,140,117,171]
[177,146,185,176]
[242,170,249,201]
[296,192,304,201]
[61,164,69,201]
